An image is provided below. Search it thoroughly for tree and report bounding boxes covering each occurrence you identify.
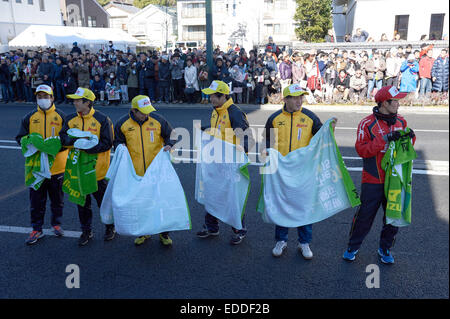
[133,0,176,9]
[294,0,332,43]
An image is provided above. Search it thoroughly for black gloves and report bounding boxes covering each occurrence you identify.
[407,129,415,139]
[383,131,402,142]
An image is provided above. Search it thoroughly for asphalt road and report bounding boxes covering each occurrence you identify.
[0,102,448,299]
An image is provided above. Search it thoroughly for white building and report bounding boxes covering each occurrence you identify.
[104,0,139,32]
[333,0,449,42]
[0,0,63,45]
[127,4,177,49]
[177,0,298,51]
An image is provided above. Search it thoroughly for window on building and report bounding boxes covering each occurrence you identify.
[264,0,274,11]
[16,0,21,3]
[28,0,33,4]
[185,25,206,41]
[394,15,409,40]
[182,2,205,18]
[39,0,45,11]
[429,13,445,40]
[275,0,287,10]
[88,16,97,27]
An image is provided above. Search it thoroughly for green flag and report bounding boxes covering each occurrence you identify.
[381,128,417,227]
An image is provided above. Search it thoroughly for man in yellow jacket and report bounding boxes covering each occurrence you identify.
[114,95,175,246]
[60,87,115,246]
[16,85,68,245]
[196,80,255,245]
[262,83,336,259]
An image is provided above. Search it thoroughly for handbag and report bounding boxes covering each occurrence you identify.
[184,87,195,94]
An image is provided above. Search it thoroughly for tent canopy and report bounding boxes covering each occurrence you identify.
[9,25,139,52]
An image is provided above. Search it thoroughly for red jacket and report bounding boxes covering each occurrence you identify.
[419,56,435,79]
[355,108,415,184]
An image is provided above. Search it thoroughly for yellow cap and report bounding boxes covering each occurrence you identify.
[35,84,53,96]
[201,80,230,95]
[283,84,309,98]
[131,95,156,114]
[66,87,96,101]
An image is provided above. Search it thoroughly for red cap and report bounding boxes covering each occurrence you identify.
[375,86,407,103]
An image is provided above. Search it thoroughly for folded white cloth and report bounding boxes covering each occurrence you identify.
[100,144,191,236]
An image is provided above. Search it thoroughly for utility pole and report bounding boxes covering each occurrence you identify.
[205,0,213,81]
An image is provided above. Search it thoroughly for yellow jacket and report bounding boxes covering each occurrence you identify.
[264,105,322,156]
[59,107,114,181]
[114,111,174,177]
[208,98,251,151]
[16,104,68,175]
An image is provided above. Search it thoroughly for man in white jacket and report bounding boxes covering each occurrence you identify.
[184,58,199,104]
[385,48,401,88]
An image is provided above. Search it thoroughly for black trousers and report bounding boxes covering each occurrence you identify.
[348,183,399,251]
[29,173,64,232]
[77,179,111,232]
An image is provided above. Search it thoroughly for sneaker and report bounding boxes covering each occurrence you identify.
[134,235,151,246]
[378,248,395,264]
[230,233,246,245]
[52,225,64,237]
[272,241,287,257]
[196,228,219,238]
[159,234,173,246]
[78,230,93,246]
[298,243,313,260]
[104,225,116,241]
[26,230,44,245]
[343,248,359,262]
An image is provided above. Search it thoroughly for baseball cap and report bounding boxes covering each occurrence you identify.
[282,84,309,98]
[202,80,230,95]
[35,84,53,96]
[375,86,407,103]
[131,95,156,114]
[66,87,96,101]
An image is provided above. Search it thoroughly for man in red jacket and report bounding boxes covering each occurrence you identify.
[343,86,416,264]
[419,48,435,96]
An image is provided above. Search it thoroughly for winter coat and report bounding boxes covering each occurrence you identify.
[431,56,449,92]
[76,64,90,88]
[91,78,106,92]
[0,63,11,84]
[350,74,367,90]
[365,58,386,81]
[279,61,292,80]
[158,61,171,82]
[292,61,305,84]
[126,66,139,88]
[399,60,419,92]
[419,56,435,79]
[169,59,184,80]
[211,63,229,81]
[38,62,55,81]
[184,65,199,91]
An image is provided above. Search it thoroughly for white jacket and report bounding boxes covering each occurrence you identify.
[385,57,401,78]
[184,66,199,91]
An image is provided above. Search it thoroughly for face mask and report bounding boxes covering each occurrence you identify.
[37,98,52,110]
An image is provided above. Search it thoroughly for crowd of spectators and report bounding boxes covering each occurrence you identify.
[1,38,448,106]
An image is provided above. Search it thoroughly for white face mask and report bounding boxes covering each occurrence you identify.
[37,98,52,110]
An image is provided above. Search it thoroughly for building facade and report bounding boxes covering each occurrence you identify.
[104,0,139,32]
[176,0,298,50]
[0,0,63,45]
[333,0,449,42]
[60,0,109,28]
[127,4,177,49]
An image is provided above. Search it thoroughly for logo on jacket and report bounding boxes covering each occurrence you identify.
[277,121,285,126]
[32,119,40,124]
[128,127,135,132]
[72,124,79,129]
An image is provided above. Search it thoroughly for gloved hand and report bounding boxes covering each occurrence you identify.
[383,131,401,142]
[407,129,415,139]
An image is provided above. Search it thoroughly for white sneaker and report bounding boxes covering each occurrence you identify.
[272,241,287,257]
[298,243,313,260]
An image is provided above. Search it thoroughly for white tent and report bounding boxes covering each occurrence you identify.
[8,25,139,52]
